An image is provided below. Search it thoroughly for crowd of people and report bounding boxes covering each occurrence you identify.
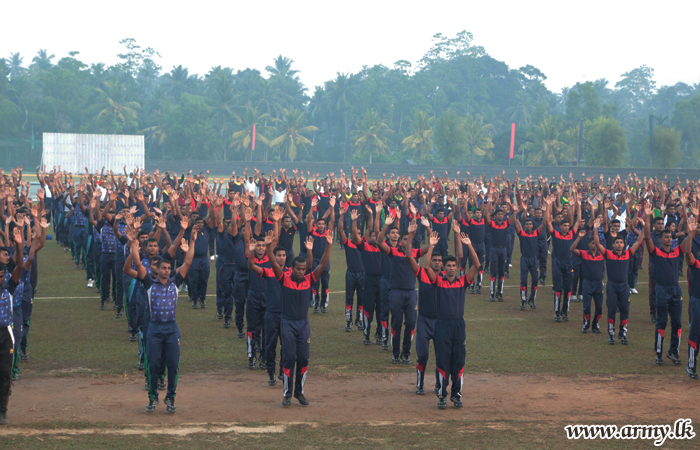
[1,164,699,424]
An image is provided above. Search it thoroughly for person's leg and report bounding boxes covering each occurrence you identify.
[668,287,683,357]
[265,312,281,376]
[538,240,548,282]
[20,299,33,355]
[451,321,466,403]
[344,271,354,329]
[280,320,297,399]
[362,276,379,342]
[688,295,700,375]
[605,282,618,337]
[189,259,202,307]
[582,280,593,331]
[145,326,164,403]
[617,283,630,341]
[389,289,403,359]
[380,279,391,347]
[199,259,210,306]
[434,322,449,401]
[649,263,657,318]
[100,252,112,309]
[552,260,563,316]
[489,247,498,300]
[355,272,365,328]
[215,258,224,316]
[496,248,506,298]
[234,272,248,334]
[320,268,330,310]
[415,315,431,393]
[294,321,310,398]
[246,290,260,364]
[0,327,13,416]
[164,327,181,401]
[654,285,669,357]
[529,258,539,305]
[592,283,604,332]
[402,290,418,360]
[221,265,235,325]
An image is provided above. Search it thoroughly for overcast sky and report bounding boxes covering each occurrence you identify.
[4,1,699,93]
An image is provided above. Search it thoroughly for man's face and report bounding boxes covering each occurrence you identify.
[437,211,445,220]
[474,210,483,220]
[147,241,159,256]
[195,219,204,231]
[524,221,533,232]
[372,191,380,200]
[613,238,625,252]
[560,222,570,234]
[667,206,675,215]
[611,223,620,233]
[660,232,673,247]
[368,231,378,246]
[255,241,266,257]
[534,209,543,220]
[430,255,443,272]
[0,251,8,265]
[138,234,148,244]
[149,261,158,273]
[293,261,306,280]
[495,211,504,222]
[274,250,286,267]
[555,214,563,224]
[588,240,597,252]
[158,262,171,279]
[283,217,292,229]
[316,220,326,233]
[654,220,665,232]
[388,228,399,243]
[444,260,458,277]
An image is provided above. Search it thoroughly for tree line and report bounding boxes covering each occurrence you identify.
[1,32,699,168]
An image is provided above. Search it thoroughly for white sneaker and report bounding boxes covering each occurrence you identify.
[87,279,94,288]
[210,255,216,261]
[631,288,638,295]
[509,263,513,267]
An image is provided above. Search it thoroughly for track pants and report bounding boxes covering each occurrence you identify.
[519,256,539,302]
[649,262,657,316]
[606,281,630,337]
[265,311,282,375]
[362,275,381,340]
[188,256,210,302]
[0,326,13,414]
[247,290,267,359]
[11,306,22,377]
[72,225,88,268]
[312,263,330,309]
[389,289,417,358]
[416,314,439,393]
[234,272,249,330]
[469,243,485,289]
[654,284,682,356]
[581,279,603,330]
[628,247,641,289]
[345,271,364,323]
[219,263,236,320]
[435,318,466,400]
[537,240,548,280]
[379,278,391,341]
[688,295,700,373]
[572,256,583,297]
[552,258,573,314]
[145,322,180,402]
[281,318,310,398]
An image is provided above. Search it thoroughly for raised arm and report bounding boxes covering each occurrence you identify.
[176,232,197,277]
[312,232,333,280]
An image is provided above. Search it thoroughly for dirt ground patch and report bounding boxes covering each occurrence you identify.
[5,370,698,427]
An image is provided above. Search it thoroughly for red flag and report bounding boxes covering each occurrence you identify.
[252,124,256,151]
[509,123,515,159]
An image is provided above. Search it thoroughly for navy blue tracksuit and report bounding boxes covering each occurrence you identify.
[649,245,683,356]
[188,227,211,303]
[416,268,439,393]
[248,255,270,360]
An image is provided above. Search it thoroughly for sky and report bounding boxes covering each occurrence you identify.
[3,0,699,93]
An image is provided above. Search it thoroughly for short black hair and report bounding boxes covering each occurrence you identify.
[660,229,672,238]
[138,231,150,238]
[273,246,286,256]
[653,217,664,224]
[157,259,171,268]
[149,256,161,266]
[610,219,620,226]
[443,256,457,265]
[146,237,158,246]
[613,236,625,244]
[292,256,306,268]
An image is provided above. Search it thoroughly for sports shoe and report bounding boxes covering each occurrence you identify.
[237,328,244,338]
[100,300,106,311]
[687,366,699,380]
[224,319,231,329]
[520,300,526,311]
[115,309,123,319]
[345,321,352,332]
[450,396,464,408]
[12,372,18,381]
[363,336,371,345]
[164,397,176,413]
[562,312,569,322]
[158,379,166,390]
[581,324,588,333]
[438,397,447,409]
[294,393,309,405]
[375,336,382,345]
[321,306,327,314]
[650,313,656,323]
[528,299,536,309]
[20,348,28,361]
[476,285,482,294]
[608,335,615,345]
[137,361,144,370]
[631,288,638,295]
[313,307,319,314]
[282,397,291,407]
[192,300,198,309]
[210,255,216,261]
[392,355,400,364]
[200,301,207,309]
[113,303,118,310]
[130,333,137,342]
[489,294,496,302]
[268,372,277,386]
[87,279,94,288]
[216,312,223,320]
[577,294,583,302]
[470,285,475,294]
[185,285,189,292]
[416,388,425,395]
[667,352,681,365]
[278,371,284,381]
[259,357,267,370]
[655,353,664,365]
[509,263,513,268]
[400,355,410,365]
[620,336,628,345]
[382,339,389,351]
[248,357,257,369]
[592,324,601,334]
[554,312,561,322]
[146,400,157,412]
[496,293,503,302]
[504,270,509,278]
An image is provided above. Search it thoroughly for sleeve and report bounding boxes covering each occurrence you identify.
[138,275,153,290]
[174,272,185,288]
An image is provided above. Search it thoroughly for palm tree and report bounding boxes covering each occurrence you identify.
[162,65,197,99]
[326,73,355,161]
[230,106,272,161]
[520,116,570,166]
[8,53,25,80]
[205,66,238,161]
[92,80,141,132]
[506,93,531,127]
[253,79,286,119]
[266,55,300,80]
[402,110,434,161]
[464,113,494,164]
[269,108,318,161]
[351,109,394,164]
[31,49,55,71]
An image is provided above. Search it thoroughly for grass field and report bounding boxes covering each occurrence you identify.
[1,227,698,449]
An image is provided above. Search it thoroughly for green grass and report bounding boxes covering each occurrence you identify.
[25,230,661,378]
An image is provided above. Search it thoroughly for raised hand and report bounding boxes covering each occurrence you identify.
[420,216,430,228]
[350,210,359,221]
[429,231,439,247]
[460,232,471,246]
[408,219,418,234]
[264,230,274,246]
[385,214,395,226]
[325,230,333,244]
[180,240,189,253]
[305,236,314,252]
[579,229,587,237]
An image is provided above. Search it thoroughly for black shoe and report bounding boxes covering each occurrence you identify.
[294,393,309,405]
[650,313,656,322]
[158,379,166,390]
[520,301,526,311]
[555,312,561,322]
[200,301,207,309]
[345,321,352,332]
[382,340,390,351]
[438,397,447,409]
[192,300,198,309]
[608,335,615,345]
[489,294,495,302]
[278,371,284,381]
[655,353,664,365]
[450,396,464,408]
[224,319,231,328]
[528,299,536,309]
[130,333,137,342]
[100,301,106,310]
[138,361,144,370]
[113,304,118,310]
[620,335,628,345]
[259,358,267,370]
[313,307,319,314]
[238,328,244,338]
[687,367,699,380]
[115,309,123,319]
[354,318,362,329]
[476,286,482,294]
[401,355,410,365]
[416,387,425,395]
[321,306,327,314]
[216,312,223,320]
[282,397,291,407]
[667,352,681,365]
[20,348,28,361]
[146,400,157,412]
[392,355,400,364]
[496,294,503,302]
[268,372,277,386]
[539,276,546,286]
[592,324,601,334]
[504,271,510,279]
[164,397,176,413]
[562,312,569,322]
[375,336,382,345]
[363,336,371,345]
[582,324,588,333]
[248,357,257,369]
[470,286,475,294]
